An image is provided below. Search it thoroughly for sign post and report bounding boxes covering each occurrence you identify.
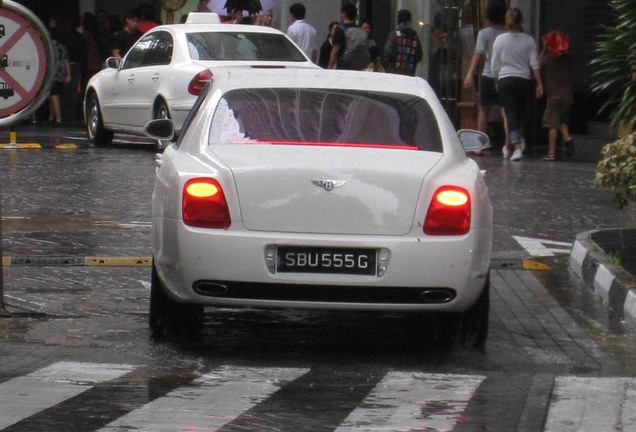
[0,0,55,315]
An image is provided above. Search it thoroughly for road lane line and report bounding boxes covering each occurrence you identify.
[335,372,484,432]
[0,362,135,430]
[513,235,572,257]
[544,376,636,432]
[98,365,310,432]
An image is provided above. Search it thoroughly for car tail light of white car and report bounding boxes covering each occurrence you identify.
[188,70,213,96]
[182,178,231,228]
[423,186,471,235]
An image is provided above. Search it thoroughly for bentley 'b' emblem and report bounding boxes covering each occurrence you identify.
[312,179,347,191]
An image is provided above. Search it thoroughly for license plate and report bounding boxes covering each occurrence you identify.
[277,246,376,275]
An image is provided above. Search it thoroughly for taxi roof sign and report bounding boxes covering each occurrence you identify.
[185,12,222,24]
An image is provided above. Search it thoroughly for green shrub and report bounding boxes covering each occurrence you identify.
[595,132,636,209]
[589,0,636,129]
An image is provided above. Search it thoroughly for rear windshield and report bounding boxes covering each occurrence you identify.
[187,32,306,62]
[208,88,442,151]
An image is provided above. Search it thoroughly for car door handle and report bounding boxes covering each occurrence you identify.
[151,74,160,81]
[128,75,135,82]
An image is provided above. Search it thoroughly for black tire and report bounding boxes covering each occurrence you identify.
[85,93,114,146]
[153,99,173,151]
[439,274,490,350]
[150,264,204,340]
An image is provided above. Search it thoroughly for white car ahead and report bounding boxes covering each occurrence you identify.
[147,68,493,348]
[84,13,316,146]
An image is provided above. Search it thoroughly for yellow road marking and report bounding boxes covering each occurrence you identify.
[0,143,42,149]
[1,256,10,266]
[522,259,551,271]
[54,144,78,149]
[84,256,152,266]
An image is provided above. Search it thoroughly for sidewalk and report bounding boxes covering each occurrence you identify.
[570,228,636,328]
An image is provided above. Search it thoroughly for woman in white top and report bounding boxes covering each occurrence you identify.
[491,8,544,160]
[463,1,507,155]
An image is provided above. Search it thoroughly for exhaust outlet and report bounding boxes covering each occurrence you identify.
[420,289,455,304]
[193,282,229,297]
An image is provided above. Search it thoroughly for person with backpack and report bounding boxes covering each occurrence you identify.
[383,9,423,76]
[327,3,370,70]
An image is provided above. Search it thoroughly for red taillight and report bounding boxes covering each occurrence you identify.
[182,178,231,228]
[188,70,213,96]
[423,186,471,235]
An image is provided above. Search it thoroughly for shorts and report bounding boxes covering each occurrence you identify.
[542,95,573,129]
[479,76,499,107]
[50,81,63,96]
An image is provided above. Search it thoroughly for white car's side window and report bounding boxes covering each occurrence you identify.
[145,32,173,66]
[186,32,306,62]
[188,41,199,60]
[122,35,155,69]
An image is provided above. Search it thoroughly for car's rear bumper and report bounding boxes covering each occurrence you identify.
[154,219,492,312]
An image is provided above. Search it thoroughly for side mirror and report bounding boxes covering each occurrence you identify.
[457,129,490,152]
[105,57,121,69]
[145,119,174,141]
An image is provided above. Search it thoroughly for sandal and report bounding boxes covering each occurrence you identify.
[543,153,556,161]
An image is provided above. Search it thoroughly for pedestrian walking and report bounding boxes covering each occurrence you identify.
[463,1,507,155]
[491,8,544,161]
[318,21,339,68]
[286,3,318,63]
[224,9,244,24]
[361,21,383,72]
[136,3,161,34]
[61,16,86,125]
[48,27,71,127]
[112,11,141,58]
[253,9,273,26]
[327,3,370,70]
[94,9,113,62]
[383,9,423,76]
[540,30,575,161]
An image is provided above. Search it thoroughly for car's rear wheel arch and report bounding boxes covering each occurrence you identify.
[435,272,490,350]
[85,91,113,146]
[150,262,204,340]
[153,98,173,151]
[154,98,171,120]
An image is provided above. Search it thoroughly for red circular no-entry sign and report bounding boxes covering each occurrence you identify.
[0,1,53,126]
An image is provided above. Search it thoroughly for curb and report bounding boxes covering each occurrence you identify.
[570,230,636,327]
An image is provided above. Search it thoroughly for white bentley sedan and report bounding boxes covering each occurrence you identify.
[147,68,493,348]
[84,13,315,146]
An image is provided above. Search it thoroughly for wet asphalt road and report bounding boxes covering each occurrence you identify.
[1,125,636,431]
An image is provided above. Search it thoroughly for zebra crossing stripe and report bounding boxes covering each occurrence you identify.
[5,362,636,432]
[97,365,310,432]
[335,372,485,431]
[545,376,636,432]
[0,362,135,430]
